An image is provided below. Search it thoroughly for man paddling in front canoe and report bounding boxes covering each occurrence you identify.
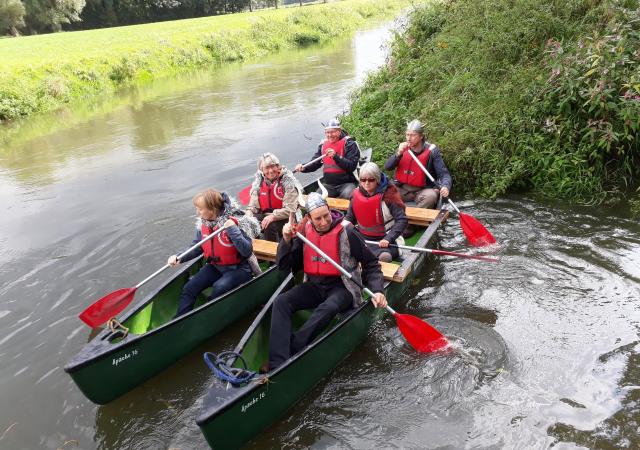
[266,193,387,371]
[295,118,361,199]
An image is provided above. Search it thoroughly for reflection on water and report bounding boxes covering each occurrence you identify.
[1,21,639,450]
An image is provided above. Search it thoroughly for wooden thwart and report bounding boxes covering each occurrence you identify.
[302,195,441,227]
[252,239,405,282]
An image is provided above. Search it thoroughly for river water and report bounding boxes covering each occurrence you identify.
[1,23,639,450]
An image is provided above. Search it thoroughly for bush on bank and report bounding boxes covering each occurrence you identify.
[343,0,640,206]
[0,0,408,123]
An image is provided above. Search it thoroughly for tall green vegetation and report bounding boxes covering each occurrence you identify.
[343,0,640,206]
[0,0,25,35]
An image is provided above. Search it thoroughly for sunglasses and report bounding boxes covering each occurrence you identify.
[359,178,377,183]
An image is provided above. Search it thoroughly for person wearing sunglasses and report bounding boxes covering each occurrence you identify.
[246,152,302,242]
[343,162,408,262]
[295,118,361,199]
[384,119,452,209]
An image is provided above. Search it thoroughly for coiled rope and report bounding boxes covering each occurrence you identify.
[203,351,257,386]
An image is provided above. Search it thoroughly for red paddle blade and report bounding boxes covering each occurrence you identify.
[459,212,496,247]
[394,313,448,352]
[79,287,136,328]
[238,185,251,205]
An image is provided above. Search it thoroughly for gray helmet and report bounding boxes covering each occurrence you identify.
[324,118,342,130]
[306,192,328,212]
[406,119,424,134]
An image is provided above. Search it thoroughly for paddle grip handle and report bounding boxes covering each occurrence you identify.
[294,232,393,313]
[407,150,460,214]
[295,155,324,172]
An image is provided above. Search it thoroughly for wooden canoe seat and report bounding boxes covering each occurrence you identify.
[252,239,405,282]
[302,195,440,227]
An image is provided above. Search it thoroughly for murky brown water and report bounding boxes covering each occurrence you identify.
[1,23,639,450]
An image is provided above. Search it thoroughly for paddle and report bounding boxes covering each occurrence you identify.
[295,231,448,352]
[238,155,324,205]
[406,149,497,247]
[364,240,498,262]
[79,225,229,328]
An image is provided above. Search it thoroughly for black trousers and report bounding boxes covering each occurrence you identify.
[268,281,353,369]
[255,212,286,242]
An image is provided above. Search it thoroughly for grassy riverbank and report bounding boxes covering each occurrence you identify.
[343,0,640,208]
[0,0,409,123]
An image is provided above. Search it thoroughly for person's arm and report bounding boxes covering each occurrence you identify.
[299,145,323,173]
[383,202,408,243]
[430,147,452,192]
[225,223,254,258]
[346,229,384,293]
[275,235,304,273]
[384,152,401,171]
[343,200,356,224]
[174,229,205,263]
[247,190,260,215]
[333,139,360,173]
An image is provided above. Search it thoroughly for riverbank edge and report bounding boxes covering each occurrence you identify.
[0,0,410,125]
[341,0,639,211]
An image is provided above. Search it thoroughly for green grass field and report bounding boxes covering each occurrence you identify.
[0,0,410,122]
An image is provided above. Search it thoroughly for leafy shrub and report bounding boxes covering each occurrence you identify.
[344,0,640,205]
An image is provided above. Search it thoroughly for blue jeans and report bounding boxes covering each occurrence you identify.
[175,264,252,317]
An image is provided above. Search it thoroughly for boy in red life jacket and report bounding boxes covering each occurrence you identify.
[344,162,408,263]
[266,193,387,370]
[384,119,452,209]
[246,152,301,242]
[167,189,257,318]
[294,119,361,199]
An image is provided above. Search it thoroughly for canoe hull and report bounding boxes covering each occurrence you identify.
[196,210,447,449]
[65,262,286,405]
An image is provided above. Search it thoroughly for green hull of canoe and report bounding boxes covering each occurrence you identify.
[196,210,447,449]
[64,260,287,405]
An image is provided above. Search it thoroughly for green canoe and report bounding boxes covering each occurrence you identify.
[64,150,373,406]
[64,247,288,405]
[196,206,448,449]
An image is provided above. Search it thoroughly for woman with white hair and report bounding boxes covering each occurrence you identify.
[247,152,301,242]
[344,162,408,262]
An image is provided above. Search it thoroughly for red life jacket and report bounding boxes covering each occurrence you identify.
[201,217,241,266]
[258,177,284,212]
[395,145,432,187]
[352,188,386,238]
[303,220,343,277]
[321,137,348,175]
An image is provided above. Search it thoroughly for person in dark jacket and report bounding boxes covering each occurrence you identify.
[168,189,260,318]
[344,162,408,262]
[384,119,452,209]
[295,119,360,199]
[267,193,387,370]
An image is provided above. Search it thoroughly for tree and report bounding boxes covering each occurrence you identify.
[22,0,85,33]
[0,0,26,35]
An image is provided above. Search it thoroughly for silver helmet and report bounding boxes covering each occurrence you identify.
[324,118,342,130]
[406,119,424,134]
